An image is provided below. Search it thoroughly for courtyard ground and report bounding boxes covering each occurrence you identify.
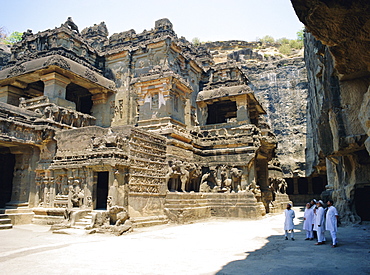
[0,207,369,275]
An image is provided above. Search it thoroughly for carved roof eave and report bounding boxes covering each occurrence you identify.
[196,85,266,114]
[247,92,266,115]
[131,72,193,93]
[0,55,116,93]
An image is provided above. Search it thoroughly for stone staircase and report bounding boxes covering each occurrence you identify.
[72,211,94,229]
[0,207,34,227]
[0,212,12,230]
[130,215,168,228]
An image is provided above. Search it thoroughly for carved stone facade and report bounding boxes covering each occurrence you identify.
[0,18,289,228]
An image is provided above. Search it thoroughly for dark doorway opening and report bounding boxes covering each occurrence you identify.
[66,83,93,114]
[96,171,109,209]
[0,153,15,208]
[298,177,308,194]
[354,186,370,221]
[312,177,325,194]
[206,100,237,125]
[285,178,294,195]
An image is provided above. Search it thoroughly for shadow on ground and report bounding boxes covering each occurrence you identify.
[216,207,370,275]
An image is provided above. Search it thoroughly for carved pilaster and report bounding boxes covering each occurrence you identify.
[40,72,71,100]
[236,94,250,122]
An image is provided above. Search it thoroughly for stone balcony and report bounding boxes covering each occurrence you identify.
[192,121,261,149]
[19,96,96,129]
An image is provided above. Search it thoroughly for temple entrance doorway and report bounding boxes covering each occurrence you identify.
[0,153,15,208]
[96,171,109,209]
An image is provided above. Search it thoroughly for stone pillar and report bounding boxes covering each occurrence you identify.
[40,72,75,109]
[91,90,110,127]
[197,101,208,126]
[293,177,299,195]
[308,177,313,194]
[0,85,24,106]
[184,97,192,127]
[235,95,250,123]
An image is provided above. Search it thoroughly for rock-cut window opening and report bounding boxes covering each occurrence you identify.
[206,100,237,125]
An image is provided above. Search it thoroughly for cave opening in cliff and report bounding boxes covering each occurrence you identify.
[354,186,370,221]
[66,83,93,114]
[0,151,15,208]
[206,100,237,124]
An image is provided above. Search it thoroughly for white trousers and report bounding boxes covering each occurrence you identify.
[316,226,326,242]
[285,230,294,239]
[306,230,313,239]
[328,230,337,245]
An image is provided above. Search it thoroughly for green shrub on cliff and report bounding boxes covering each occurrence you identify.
[259,35,275,44]
[0,30,22,45]
[279,44,291,55]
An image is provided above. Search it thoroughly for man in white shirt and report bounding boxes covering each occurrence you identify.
[326,200,339,247]
[303,202,314,240]
[284,203,295,241]
[314,200,326,245]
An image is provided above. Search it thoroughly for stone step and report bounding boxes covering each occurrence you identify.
[74,221,90,226]
[0,218,12,224]
[0,209,34,225]
[0,224,13,230]
[131,216,168,228]
[78,218,92,223]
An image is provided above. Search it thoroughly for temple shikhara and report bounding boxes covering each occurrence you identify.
[0,18,292,231]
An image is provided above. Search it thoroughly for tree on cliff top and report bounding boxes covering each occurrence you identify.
[0,28,22,45]
[0,27,6,42]
[259,35,275,44]
[4,31,22,44]
[192,37,201,47]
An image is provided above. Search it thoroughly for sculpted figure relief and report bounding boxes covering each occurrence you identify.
[230,167,243,192]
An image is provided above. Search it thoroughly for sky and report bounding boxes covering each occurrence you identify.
[0,0,303,42]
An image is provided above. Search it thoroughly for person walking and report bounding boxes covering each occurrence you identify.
[326,200,339,247]
[284,203,295,241]
[303,202,314,240]
[314,200,326,245]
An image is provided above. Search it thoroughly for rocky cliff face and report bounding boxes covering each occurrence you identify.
[292,0,370,222]
[204,41,308,177]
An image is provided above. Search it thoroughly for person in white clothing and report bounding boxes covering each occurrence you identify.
[284,203,295,241]
[313,200,326,245]
[326,200,339,247]
[303,203,314,240]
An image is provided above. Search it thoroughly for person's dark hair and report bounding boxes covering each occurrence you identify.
[327,200,334,205]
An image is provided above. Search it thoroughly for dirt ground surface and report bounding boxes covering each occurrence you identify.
[0,207,369,275]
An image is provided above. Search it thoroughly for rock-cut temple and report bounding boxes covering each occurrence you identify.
[0,18,291,229]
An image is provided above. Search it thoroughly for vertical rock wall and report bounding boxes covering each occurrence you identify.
[242,58,308,177]
[204,42,308,177]
[292,0,370,222]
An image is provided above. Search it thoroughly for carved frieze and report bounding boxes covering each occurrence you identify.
[43,55,71,70]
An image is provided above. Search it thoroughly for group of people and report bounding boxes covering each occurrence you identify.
[284,199,339,248]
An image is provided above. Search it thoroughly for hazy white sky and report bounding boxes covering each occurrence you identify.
[1,0,303,42]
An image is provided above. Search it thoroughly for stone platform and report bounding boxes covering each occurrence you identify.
[0,208,34,225]
[164,192,264,223]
